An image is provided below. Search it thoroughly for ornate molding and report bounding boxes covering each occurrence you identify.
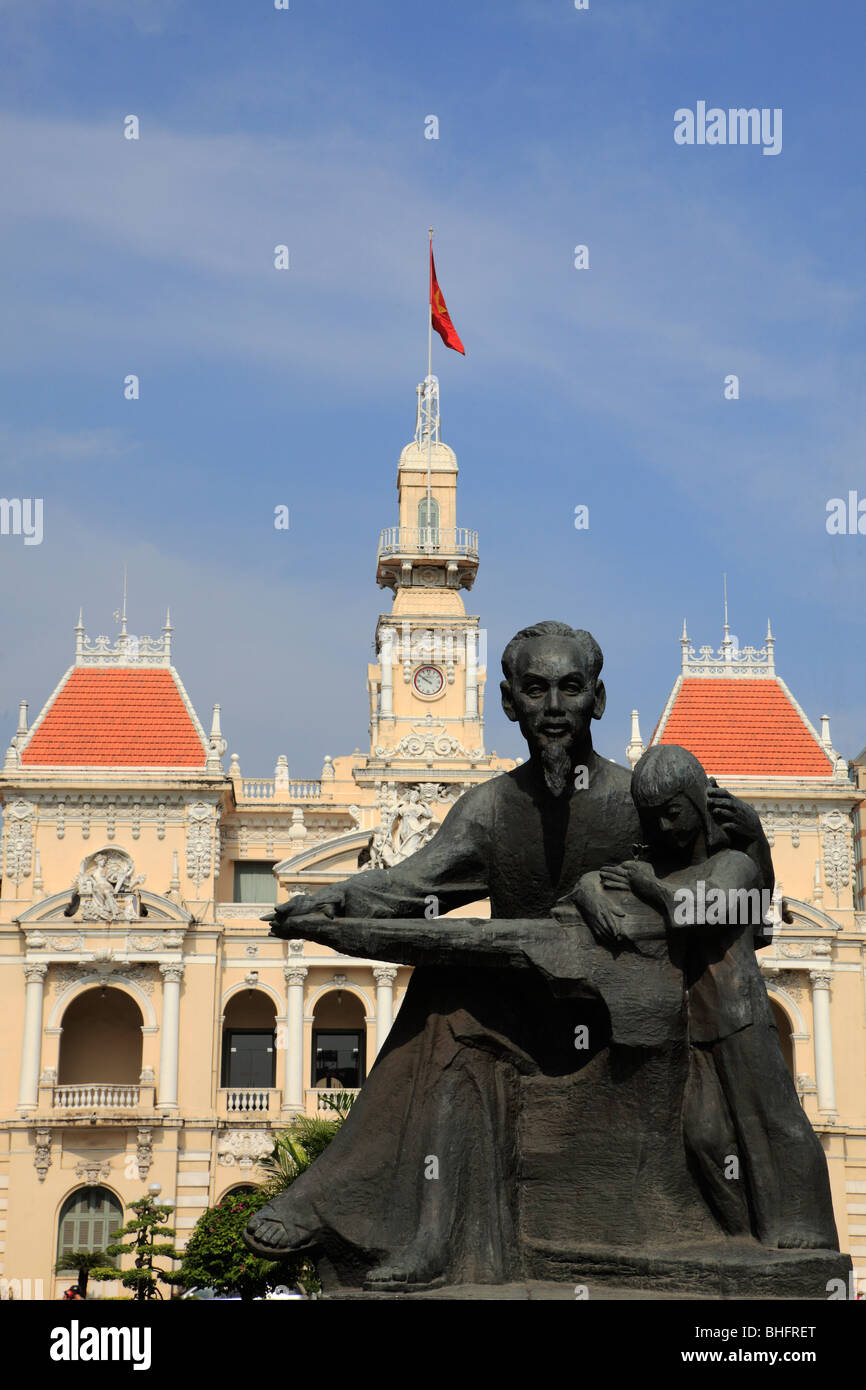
[74,1161,112,1184]
[186,802,217,888]
[373,714,484,764]
[76,630,172,668]
[51,961,157,995]
[284,966,309,987]
[680,633,775,676]
[159,962,185,985]
[23,962,48,984]
[216,1129,273,1170]
[5,798,34,883]
[778,941,811,959]
[820,811,852,897]
[136,1127,153,1183]
[34,1129,52,1182]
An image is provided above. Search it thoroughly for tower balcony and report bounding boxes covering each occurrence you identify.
[376,527,479,592]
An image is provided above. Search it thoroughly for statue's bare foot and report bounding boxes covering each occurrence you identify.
[777,1230,835,1251]
[244,1206,316,1258]
[364,1247,446,1292]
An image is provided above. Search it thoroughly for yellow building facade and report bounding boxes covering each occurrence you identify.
[0,378,863,1296]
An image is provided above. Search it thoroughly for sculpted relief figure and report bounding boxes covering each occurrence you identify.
[244,622,840,1293]
[364,787,438,870]
[392,787,436,859]
[66,848,146,923]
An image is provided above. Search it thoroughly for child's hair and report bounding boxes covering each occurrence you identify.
[631,744,730,854]
[631,744,707,809]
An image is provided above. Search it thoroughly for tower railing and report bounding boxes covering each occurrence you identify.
[377,526,478,557]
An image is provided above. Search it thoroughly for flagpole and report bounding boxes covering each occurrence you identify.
[426,226,433,522]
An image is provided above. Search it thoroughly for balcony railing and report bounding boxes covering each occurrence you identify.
[54,1083,140,1110]
[305,1087,361,1118]
[239,778,322,800]
[221,1087,275,1113]
[377,526,478,558]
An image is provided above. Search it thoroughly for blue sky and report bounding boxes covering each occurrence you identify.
[0,0,863,772]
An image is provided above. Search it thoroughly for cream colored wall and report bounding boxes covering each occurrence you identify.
[397,443,459,533]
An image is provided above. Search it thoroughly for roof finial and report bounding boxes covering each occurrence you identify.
[680,618,691,671]
[626,710,644,768]
[163,607,173,660]
[765,617,775,672]
[74,608,85,660]
[113,566,128,637]
[721,573,733,661]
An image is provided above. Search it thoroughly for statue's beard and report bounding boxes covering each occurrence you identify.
[540,741,574,798]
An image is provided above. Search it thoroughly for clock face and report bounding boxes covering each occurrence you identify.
[413,664,444,697]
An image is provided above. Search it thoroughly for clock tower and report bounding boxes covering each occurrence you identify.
[364,376,504,796]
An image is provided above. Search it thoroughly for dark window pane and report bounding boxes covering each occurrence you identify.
[312,1031,364,1089]
[226,1031,276,1087]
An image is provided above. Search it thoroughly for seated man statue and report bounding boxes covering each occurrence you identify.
[244,623,776,1290]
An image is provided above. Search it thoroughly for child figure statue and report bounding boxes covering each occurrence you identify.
[577,743,837,1251]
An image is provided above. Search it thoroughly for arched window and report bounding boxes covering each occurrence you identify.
[312,990,366,1089]
[222,991,277,1088]
[58,987,143,1085]
[57,1187,123,1269]
[418,496,439,547]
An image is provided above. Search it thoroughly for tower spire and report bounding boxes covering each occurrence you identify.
[721,573,733,662]
[113,566,128,637]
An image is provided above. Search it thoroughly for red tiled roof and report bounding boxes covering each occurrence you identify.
[21,669,207,768]
[654,678,834,777]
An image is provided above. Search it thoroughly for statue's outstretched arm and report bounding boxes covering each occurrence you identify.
[266,788,491,934]
[269,913,553,969]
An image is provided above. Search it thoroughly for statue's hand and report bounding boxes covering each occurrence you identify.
[707,781,762,845]
[561,877,625,948]
[262,887,346,938]
[600,859,658,903]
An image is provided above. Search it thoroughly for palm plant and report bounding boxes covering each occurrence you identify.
[54,1248,107,1298]
[258,1114,343,1196]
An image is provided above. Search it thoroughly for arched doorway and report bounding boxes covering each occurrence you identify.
[770,998,795,1079]
[312,990,366,1090]
[222,991,277,1088]
[219,1185,258,1204]
[57,1187,123,1270]
[58,987,143,1085]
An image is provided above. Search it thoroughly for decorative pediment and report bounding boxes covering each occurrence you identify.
[17,886,192,927]
[272,830,370,876]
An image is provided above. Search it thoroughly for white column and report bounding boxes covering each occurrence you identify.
[380,628,394,718]
[17,962,47,1112]
[810,969,837,1118]
[157,963,184,1111]
[373,966,398,1055]
[283,964,308,1113]
[465,629,478,719]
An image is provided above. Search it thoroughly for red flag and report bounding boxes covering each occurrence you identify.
[430,248,466,355]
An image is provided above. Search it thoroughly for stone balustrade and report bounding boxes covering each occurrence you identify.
[54,1083,140,1110]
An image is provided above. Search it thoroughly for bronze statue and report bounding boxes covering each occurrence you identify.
[243,622,844,1294]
